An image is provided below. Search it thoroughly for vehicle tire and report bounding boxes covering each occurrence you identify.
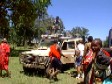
[23,66,29,73]
[45,64,54,78]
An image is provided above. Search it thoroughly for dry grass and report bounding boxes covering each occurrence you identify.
[0,57,81,84]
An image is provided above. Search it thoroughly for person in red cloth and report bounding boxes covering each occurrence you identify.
[49,40,66,80]
[83,38,112,84]
[0,38,11,77]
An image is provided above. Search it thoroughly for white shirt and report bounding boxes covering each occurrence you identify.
[77,43,84,56]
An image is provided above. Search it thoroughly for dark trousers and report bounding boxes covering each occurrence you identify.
[51,57,62,71]
[84,63,92,84]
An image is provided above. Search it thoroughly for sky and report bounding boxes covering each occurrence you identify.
[47,0,112,41]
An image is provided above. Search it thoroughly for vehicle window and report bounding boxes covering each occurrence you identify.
[68,41,75,49]
[38,39,53,47]
[62,42,67,50]
[40,42,52,47]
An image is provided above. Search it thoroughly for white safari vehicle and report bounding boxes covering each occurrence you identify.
[60,38,82,64]
[19,36,82,73]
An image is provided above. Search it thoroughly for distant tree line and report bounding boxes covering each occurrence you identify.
[0,0,51,46]
[1,0,108,48]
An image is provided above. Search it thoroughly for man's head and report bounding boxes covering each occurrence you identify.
[88,36,93,42]
[79,39,83,44]
[2,38,7,43]
[56,16,59,20]
[91,38,102,52]
[52,40,58,44]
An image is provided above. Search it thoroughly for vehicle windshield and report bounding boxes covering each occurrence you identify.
[38,39,54,48]
[68,41,75,49]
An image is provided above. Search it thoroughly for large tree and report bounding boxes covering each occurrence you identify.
[8,0,51,45]
[71,26,89,38]
[0,0,52,45]
[0,0,10,38]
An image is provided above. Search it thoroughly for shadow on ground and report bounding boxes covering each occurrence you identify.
[20,68,46,77]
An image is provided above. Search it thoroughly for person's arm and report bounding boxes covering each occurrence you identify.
[81,44,88,64]
[6,44,10,56]
[60,52,67,58]
[97,50,111,65]
[56,44,68,58]
[83,43,88,57]
[58,48,67,58]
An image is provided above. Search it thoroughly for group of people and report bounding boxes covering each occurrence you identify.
[74,36,93,80]
[0,38,10,78]
[0,35,111,84]
[74,36,112,84]
[48,36,112,84]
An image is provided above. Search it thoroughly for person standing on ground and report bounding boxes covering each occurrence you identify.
[75,39,84,79]
[83,36,93,57]
[0,38,11,77]
[86,38,112,84]
[82,36,93,84]
[49,40,67,80]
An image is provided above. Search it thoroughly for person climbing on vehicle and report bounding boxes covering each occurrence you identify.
[52,16,61,33]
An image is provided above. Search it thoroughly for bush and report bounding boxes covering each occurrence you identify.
[10,48,30,57]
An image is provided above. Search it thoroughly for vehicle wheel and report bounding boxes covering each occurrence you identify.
[23,66,37,75]
[45,64,54,78]
[23,66,29,73]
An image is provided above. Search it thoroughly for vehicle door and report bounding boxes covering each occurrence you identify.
[61,41,75,64]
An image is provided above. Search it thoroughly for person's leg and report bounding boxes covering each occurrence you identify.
[80,70,84,79]
[5,70,11,78]
[83,62,93,84]
[52,69,60,78]
[54,59,62,78]
[76,65,81,78]
[80,65,84,78]
[110,64,112,74]
[84,66,90,84]
[50,58,61,79]
[49,57,57,79]
[75,57,80,78]
[79,56,84,78]
[0,70,2,77]
[76,56,83,78]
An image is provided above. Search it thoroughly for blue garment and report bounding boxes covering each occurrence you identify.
[75,56,82,66]
[103,77,112,84]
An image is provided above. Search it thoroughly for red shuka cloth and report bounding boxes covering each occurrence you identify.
[0,43,10,70]
[49,44,61,60]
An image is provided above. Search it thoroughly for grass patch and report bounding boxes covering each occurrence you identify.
[0,57,81,84]
[10,46,38,57]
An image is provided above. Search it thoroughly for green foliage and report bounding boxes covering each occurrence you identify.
[10,46,32,57]
[0,0,51,42]
[103,36,109,47]
[11,0,38,28]
[7,0,51,46]
[0,0,10,38]
[10,49,20,57]
[71,26,89,38]
[34,15,65,38]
